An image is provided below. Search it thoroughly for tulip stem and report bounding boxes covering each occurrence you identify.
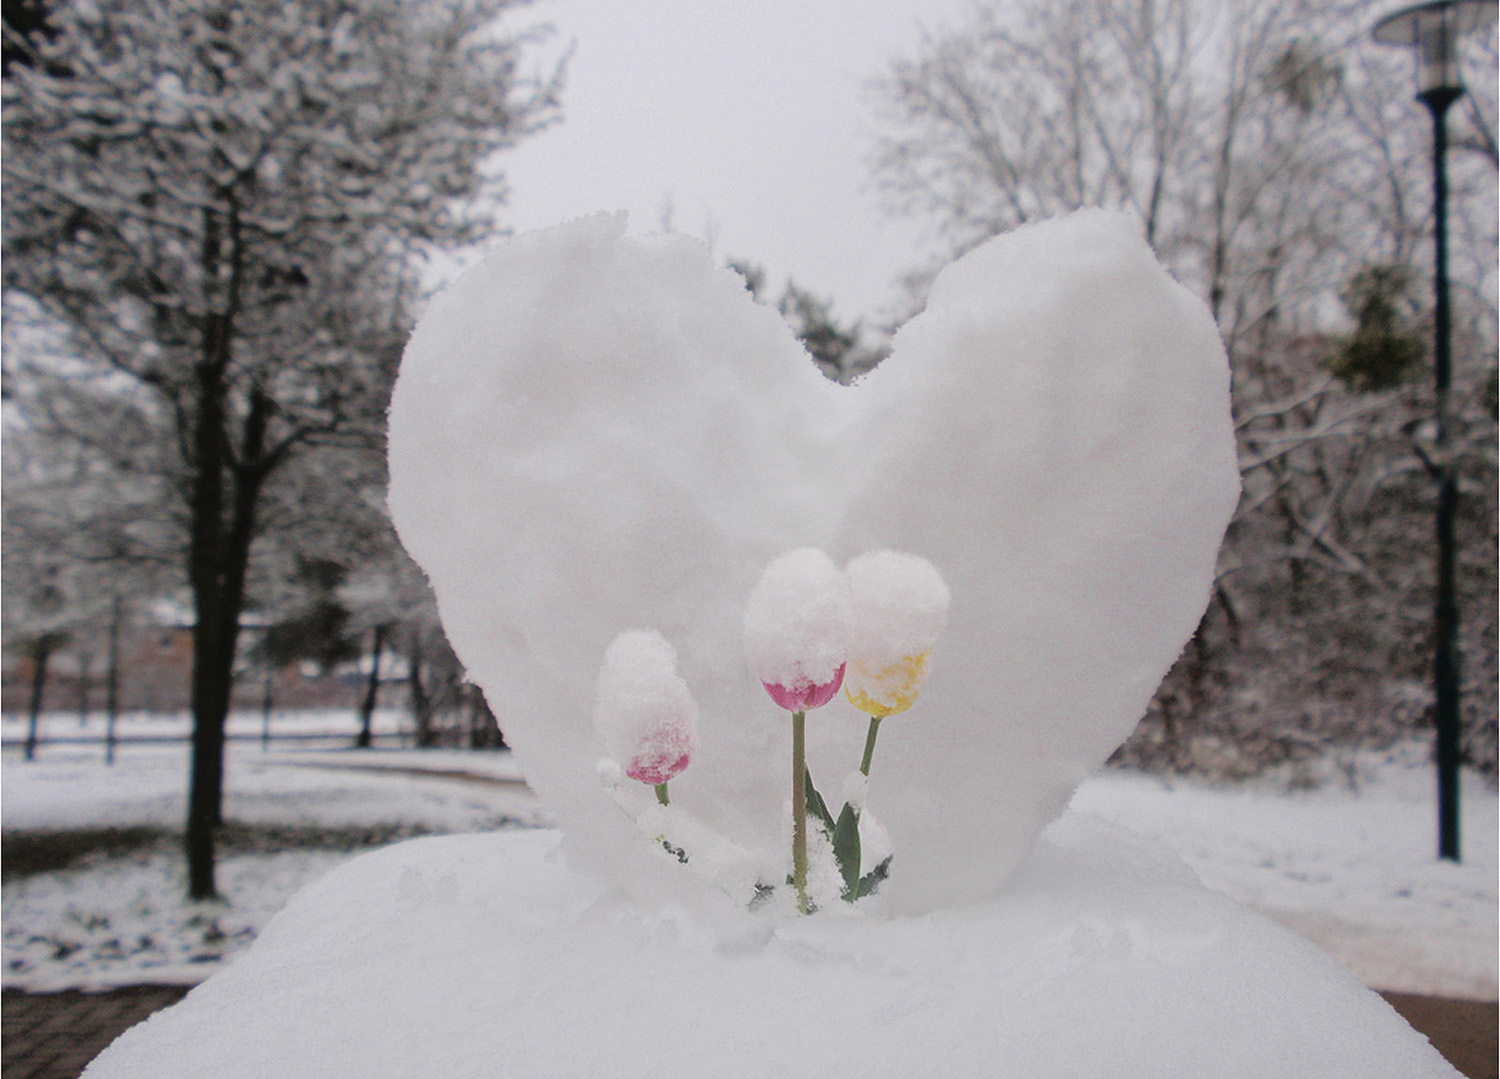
[859,715,882,777]
[654,782,670,806]
[791,710,811,913]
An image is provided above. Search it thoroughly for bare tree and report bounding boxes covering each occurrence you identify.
[870,0,1215,255]
[868,0,1498,774]
[2,322,178,759]
[3,0,564,897]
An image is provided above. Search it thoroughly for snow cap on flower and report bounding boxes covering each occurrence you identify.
[593,630,700,786]
[843,550,950,717]
[743,547,854,711]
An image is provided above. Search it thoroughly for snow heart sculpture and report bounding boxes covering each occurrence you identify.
[387,208,1240,916]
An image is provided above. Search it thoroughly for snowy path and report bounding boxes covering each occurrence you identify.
[2,733,1494,999]
[1070,745,1498,1001]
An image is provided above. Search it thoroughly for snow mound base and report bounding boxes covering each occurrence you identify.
[387,210,1240,914]
[83,821,1459,1079]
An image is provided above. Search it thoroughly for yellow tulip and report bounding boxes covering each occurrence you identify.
[843,649,932,718]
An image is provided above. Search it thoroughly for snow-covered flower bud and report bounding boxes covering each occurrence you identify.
[762,664,846,712]
[743,548,854,713]
[842,550,950,717]
[593,630,699,786]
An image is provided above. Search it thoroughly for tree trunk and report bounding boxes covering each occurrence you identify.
[356,623,387,749]
[105,596,122,766]
[468,685,504,750]
[260,661,274,752]
[184,203,271,900]
[77,652,91,726]
[184,205,235,901]
[24,639,55,762]
[408,629,436,748]
[185,430,270,897]
[186,613,234,899]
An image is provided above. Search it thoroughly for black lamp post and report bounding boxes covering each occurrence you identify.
[1372,0,1496,863]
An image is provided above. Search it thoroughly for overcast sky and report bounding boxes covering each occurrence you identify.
[495,0,970,328]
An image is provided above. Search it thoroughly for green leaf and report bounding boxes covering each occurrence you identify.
[833,803,861,901]
[856,856,892,899]
[805,768,836,835]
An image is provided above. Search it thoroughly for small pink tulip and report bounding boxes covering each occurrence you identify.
[593,630,699,793]
[761,663,846,712]
[625,736,694,787]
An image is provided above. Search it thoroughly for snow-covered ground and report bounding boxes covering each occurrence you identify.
[2,717,1494,1000]
[2,710,548,990]
[1,706,414,752]
[1071,742,1498,1001]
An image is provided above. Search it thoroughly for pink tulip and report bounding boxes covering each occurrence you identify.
[593,630,700,795]
[624,727,695,786]
[761,663,846,712]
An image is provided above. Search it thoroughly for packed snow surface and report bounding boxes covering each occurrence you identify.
[0,712,532,836]
[3,737,1493,999]
[81,819,1462,1079]
[1072,745,1500,1001]
[386,209,1240,914]
[1,720,544,990]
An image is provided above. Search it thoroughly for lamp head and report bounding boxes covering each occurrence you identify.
[1373,0,1497,99]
